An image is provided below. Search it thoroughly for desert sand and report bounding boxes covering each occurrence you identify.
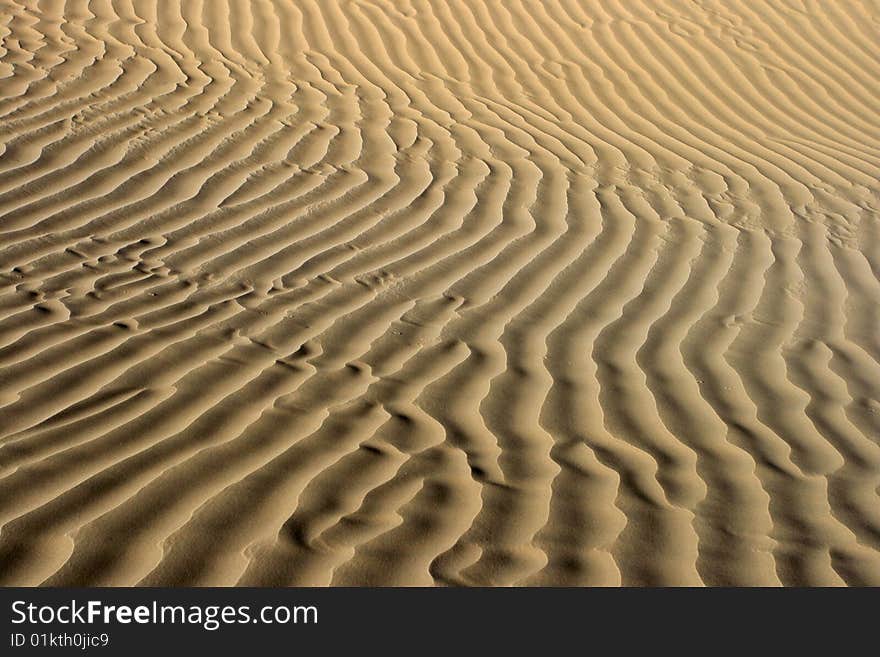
[0,0,878,586]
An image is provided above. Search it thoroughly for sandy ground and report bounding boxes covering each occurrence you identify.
[0,0,878,586]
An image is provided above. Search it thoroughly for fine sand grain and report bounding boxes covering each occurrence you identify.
[0,0,879,586]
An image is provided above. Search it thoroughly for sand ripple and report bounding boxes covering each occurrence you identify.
[0,0,879,586]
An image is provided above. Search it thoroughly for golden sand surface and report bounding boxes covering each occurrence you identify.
[0,0,878,586]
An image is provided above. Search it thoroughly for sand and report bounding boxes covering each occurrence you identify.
[0,0,878,587]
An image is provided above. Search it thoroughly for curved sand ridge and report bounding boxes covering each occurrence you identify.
[0,0,878,586]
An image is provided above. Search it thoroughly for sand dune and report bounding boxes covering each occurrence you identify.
[0,0,878,586]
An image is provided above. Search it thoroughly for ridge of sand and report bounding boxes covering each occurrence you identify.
[0,0,878,586]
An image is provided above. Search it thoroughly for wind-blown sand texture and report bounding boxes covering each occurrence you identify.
[0,0,878,587]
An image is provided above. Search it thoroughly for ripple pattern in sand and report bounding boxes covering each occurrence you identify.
[0,0,879,586]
